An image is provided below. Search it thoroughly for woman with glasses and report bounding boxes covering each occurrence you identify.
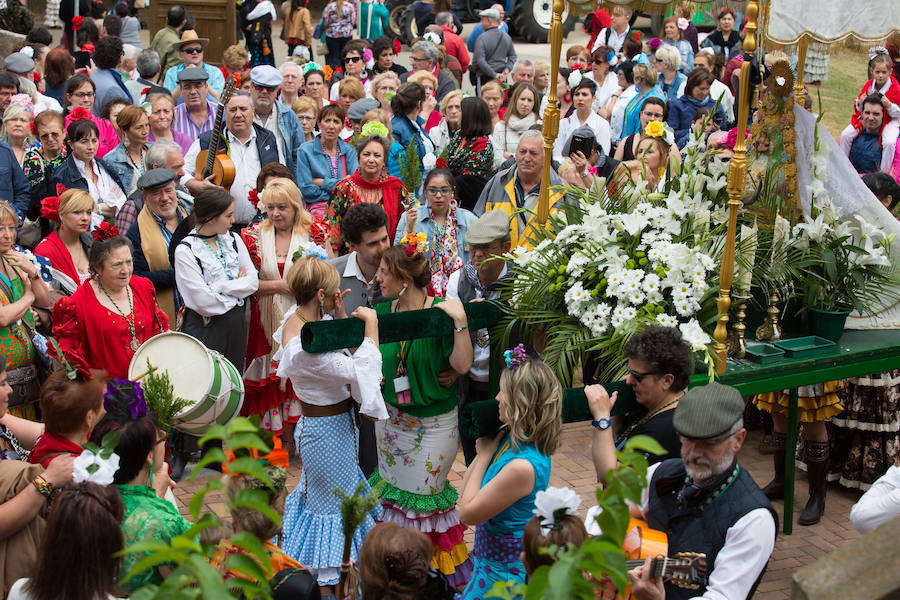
[586,46,619,110]
[394,168,475,298]
[654,45,686,105]
[291,95,320,143]
[585,325,692,485]
[614,97,674,161]
[325,132,404,255]
[371,71,400,115]
[330,40,372,101]
[24,111,66,217]
[62,74,118,159]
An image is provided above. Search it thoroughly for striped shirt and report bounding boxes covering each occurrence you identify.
[173,101,217,140]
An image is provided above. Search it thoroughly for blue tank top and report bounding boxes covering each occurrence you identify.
[482,435,552,535]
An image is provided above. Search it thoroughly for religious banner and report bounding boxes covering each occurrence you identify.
[766,0,900,43]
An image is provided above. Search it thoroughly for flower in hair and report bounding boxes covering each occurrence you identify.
[10,93,33,114]
[503,343,527,369]
[68,106,92,123]
[533,486,581,535]
[869,46,890,62]
[18,46,34,59]
[363,48,375,70]
[81,42,95,54]
[392,38,402,55]
[72,15,84,30]
[248,188,259,208]
[435,156,447,169]
[291,241,328,261]
[40,196,60,221]
[29,121,36,135]
[677,17,689,30]
[400,232,427,257]
[567,69,583,88]
[92,221,119,241]
[72,448,120,486]
[103,378,147,420]
[361,120,389,139]
[302,61,322,75]
[423,31,441,46]
[644,121,665,138]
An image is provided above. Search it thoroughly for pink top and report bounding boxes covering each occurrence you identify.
[64,113,119,159]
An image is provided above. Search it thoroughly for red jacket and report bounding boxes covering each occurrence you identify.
[440,25,470,73]
[850,76,900,134]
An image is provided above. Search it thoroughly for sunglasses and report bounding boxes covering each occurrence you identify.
[345,56,362,63]
[182,46,203,54]
[627,368,660,383]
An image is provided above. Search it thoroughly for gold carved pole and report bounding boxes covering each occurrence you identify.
[794,34,809,106]
[713,0,758,374]
[536,0,565,225]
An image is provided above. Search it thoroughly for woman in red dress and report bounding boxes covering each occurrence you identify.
[325,133,405,256]
[34,188,94,295]
[51,233,169,379]
[240,178,327,444]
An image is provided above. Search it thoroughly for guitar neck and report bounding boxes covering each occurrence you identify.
[203,108,227,179]
[624,557,694,580]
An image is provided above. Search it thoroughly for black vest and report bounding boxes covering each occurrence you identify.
[197,123,279,169]
[647,459,778,600]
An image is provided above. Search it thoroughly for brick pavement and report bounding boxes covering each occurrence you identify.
[173,425,864,599]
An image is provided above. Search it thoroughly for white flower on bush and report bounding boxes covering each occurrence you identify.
[72,449,120,486]
[567,252,590,278]
[678,319,712,351]
[611,304,637,328]
[656,313,678,327]
[564,282,591,316]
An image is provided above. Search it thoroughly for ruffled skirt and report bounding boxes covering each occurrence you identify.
[281,412,378,586]
[753,380,844,423]
[371,404,472,587]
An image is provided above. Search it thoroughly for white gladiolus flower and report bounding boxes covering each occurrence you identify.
[679,320,711,351]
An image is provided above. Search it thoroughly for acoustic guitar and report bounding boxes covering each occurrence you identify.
[598,518,707,599]
[195,75,237,190]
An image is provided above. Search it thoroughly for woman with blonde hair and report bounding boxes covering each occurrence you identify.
[370,71,400,115]
[1,99,34,166]
[291,96,320,143]
[277,255,386,593]
[430,89,462,157]
[456,352,562,599]
[620,64,665,140]
[407,70,441,132]
[533,60,550,95]
[241,178,322,439]
[104,105,151,194]
[34,188,94,294]
[615,130,672,192]
[480,80,504,128]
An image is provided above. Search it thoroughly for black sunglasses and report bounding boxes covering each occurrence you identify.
[182,46,203,54]
[345,56,362,63]
[627,368,660,383]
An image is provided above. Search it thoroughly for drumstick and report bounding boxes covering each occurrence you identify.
[131,365,159,381]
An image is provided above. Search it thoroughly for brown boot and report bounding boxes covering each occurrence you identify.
[762,432,787,500]
[799,440,829,526]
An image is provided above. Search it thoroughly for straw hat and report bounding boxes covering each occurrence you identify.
[175,29,209,50]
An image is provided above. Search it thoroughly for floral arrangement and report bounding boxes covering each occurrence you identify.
[399,231,427,257]
[502,148,728,384]
[533,486,581,535]
[503,343,527,369]
[360,120,389,139]
[40,195,60,221]
[104,378,147,420]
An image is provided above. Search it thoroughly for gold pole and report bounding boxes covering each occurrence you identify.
[536,0,565,225]
[793,34,809,106]
[713,0,758,374]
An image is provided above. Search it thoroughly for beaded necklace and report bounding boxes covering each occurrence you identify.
[614,394,681,448]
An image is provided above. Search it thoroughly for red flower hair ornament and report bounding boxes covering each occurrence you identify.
[72,15,84,30]
[92,221,119,241]
[68,106,92,122]
[435,157,447,169]
[29,121,36,135]
[40,196,60,222]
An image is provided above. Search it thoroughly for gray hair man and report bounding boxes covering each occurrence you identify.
[115,139,193,233]
[434,12,470,76]
[279,61,303,106]
[510,59,534,84]
[446,209,512,464]
[403,40,458,102]
[471,7,517,92]
[125,49,168,102]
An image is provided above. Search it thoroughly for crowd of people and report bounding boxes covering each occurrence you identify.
[0,1,893,599]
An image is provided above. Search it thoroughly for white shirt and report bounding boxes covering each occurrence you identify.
[445,264,507,382]
[182,129,261,224]
[586,71,620,111]
[851,465,900,534]
[584,462,776,600]
[610,84,638,141]
[254,108,285,165]
[274,311,388,419]
[553,111,612,163]
[75,157,126,211]
[174,231,259,317]
[591,26,630,56]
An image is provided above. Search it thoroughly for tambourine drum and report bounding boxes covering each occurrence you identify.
[128,332,244,434]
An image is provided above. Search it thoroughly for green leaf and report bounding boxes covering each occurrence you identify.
[225,417,265,435]
[231,489,282,525]
[624,435,665,456]
[227,457,274,488]
[197,425,227,447]
[227,432,272,454]
[191,448,228,478]
[229,531,270,565]
[225,551,270,582]
[186,555,235,598]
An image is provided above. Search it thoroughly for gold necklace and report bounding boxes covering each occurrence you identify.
[99,282,139,351]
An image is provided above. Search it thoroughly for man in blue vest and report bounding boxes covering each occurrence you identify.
[628,382,777,600]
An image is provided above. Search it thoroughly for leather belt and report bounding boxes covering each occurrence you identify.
[300,398,354,417]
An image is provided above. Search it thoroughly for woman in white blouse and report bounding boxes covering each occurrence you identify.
[173,187,259,371]
[553,77,611,164]
[275,255,387,593]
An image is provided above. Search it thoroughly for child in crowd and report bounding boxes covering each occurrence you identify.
[522,487,588,575]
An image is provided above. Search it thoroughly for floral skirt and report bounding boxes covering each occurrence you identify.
[753,380,844,423]
[371,404,472,587]
[281,412,378,586]
[827,370,900,490]
[457,525,526,600]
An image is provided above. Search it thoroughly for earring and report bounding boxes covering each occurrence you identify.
[319,299,325,317]
[399,283,408,296]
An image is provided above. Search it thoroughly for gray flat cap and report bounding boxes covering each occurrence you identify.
[177,66,209,83]
[673,382,745,440]
[3,52,34,75]
[137,168,177,191]
[467,210,511,244]
[250,65,282,87]
[348,97,381,121]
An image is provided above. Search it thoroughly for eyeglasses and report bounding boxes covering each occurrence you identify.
[182,46,203,54]
[156,431,168,445]
[345,56,362,63]
[72,91,95,99]
[411,55,430,64]
[655,58,665,63]
[627,368,660,382]
[425,186,453,196]
[252,84,276,92]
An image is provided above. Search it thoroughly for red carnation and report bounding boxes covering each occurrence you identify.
[81,42,95,54]
[404,245,416,257]
[72,15,83,30]
[32,71,40,84]
[435,157,447,169]
[92,221,119,241]
[40,196,60,222]
[55,183,67,195]
[248,188,259,205]
[392,39,402,55]
[29,121,36,135]
[68,106,92,122]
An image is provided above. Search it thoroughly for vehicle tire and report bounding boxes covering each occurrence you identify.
[510,0,577,44]
[397,4,417,45]
[386,0,410,39]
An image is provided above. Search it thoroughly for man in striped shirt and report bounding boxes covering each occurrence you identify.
[172,67,216,140]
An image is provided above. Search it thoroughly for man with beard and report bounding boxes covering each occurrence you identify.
[627,382,777,600]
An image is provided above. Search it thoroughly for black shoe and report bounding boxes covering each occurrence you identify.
[170,451,188,482]
[763,438,787,500]
[798,441,829,526]
[762,479,785,500]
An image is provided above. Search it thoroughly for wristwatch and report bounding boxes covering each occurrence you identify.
[591,417,612,431]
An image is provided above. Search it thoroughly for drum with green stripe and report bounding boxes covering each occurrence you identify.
[128,332,245,434]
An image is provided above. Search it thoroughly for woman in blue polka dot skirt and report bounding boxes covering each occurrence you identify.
[273,257,389,595]
[455,350,563,599]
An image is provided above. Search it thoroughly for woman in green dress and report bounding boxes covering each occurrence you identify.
[371,240,474,587]
[90,382,189,593]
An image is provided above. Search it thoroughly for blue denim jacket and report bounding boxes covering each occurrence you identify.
[103,143,139,193]
[296,137,358,207]
[393,203,477,264]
